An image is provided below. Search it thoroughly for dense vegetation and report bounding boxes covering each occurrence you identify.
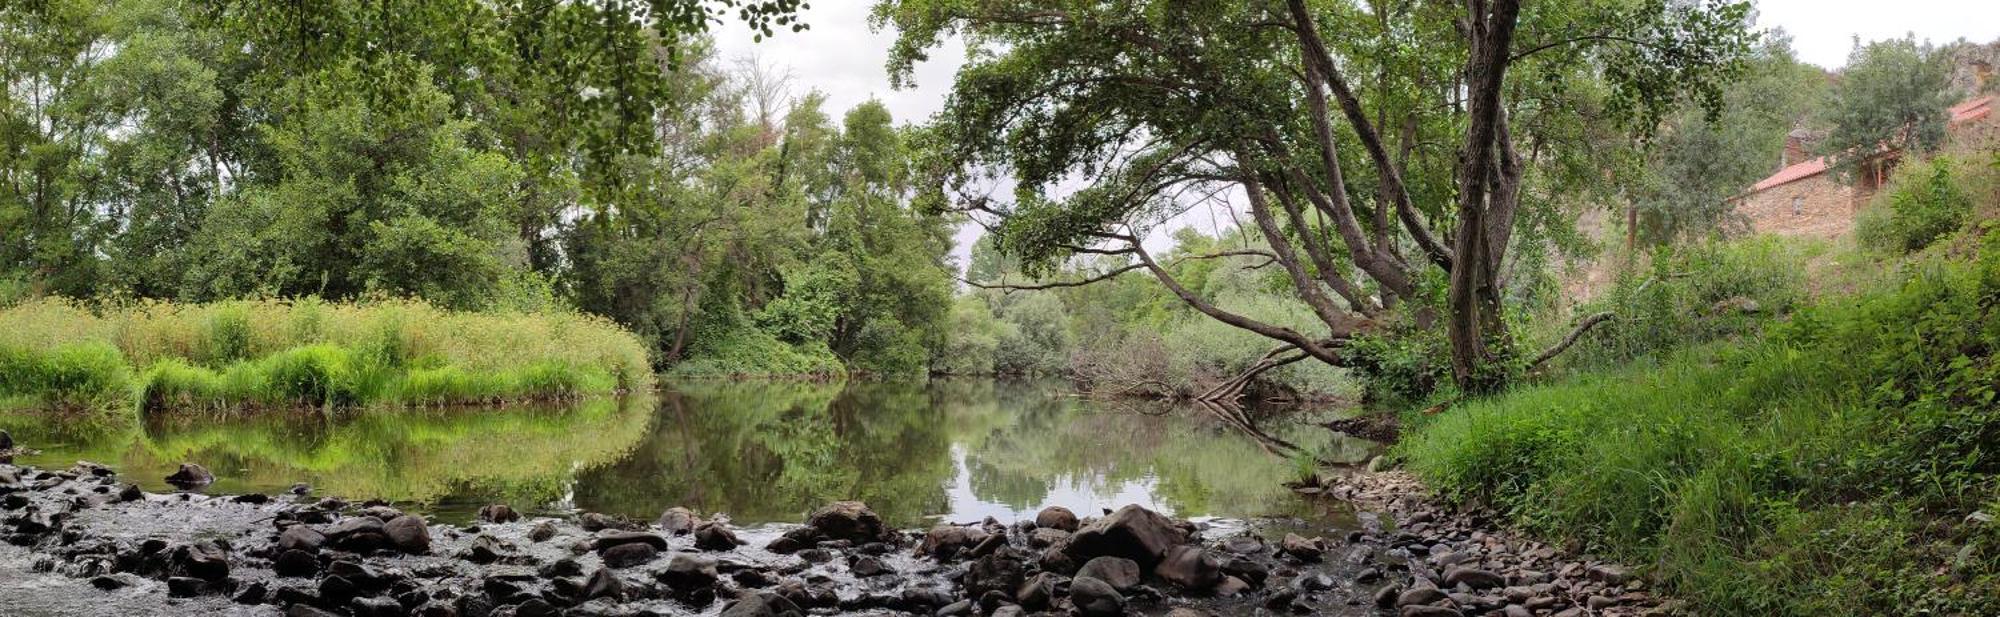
[0,299,650,413]
[0,0,951,378]
[1400,154,2000,615]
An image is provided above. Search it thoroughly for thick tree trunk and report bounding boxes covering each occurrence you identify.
[1446,0,1522,393]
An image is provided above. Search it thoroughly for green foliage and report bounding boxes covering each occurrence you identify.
[1857,156,1982,253]
[0,297,649,413]
[1818,36,1959,171]
[1401,239,2000,616]
[1632,32,1827,242]
[1554,237,1805,370]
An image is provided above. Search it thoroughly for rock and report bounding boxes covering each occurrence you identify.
[694,523,741,550]
[1220,535,1265,555]
[176,540,230,581]
[1063,504,1186,568]
[1397,586,1449,607]
[1222,556,1269,586]
[274,549,320,577]
[719,591,805,617]
[352,596,404,617]
[1075,555,1142,592]
[1153,545,1223,590]
[1374,584,1403,608]
[0,430,10,451]
[117,484,142,501]
[806,501,888,543]
[327,516,386,540]
[1588,595,1618,609]
[164,463,214,488]
[963,551,1026,600]
[279,525,327,553]
[659,554,718,591]
[1443,566,1506,589]
[578,512,623,531]
[1029,527,1070,548]
[1400,607,1465,617]
[1015,572,1062,610]
[476,504,519,523]
[528,520,556,542]
[918,524,990,559]
[1279,533,1323,561]
[232,581,268,604]
[1034,506,1079,532]
[1214,575,1251,597]
[166,576,204,597]
[850,555,890,577]
[592,530,668,552]
[461,534,506,563]
[584,567,624,600]
[599,542,659,568]
[935,599,974,616]
[764,526,819,554]
[1069,576,1125,617]
[384,515,431,554]
[658,506,702,535]
[1586,564,1630,585]
[1504,606,1533,617]
[289,606,343,617]
[91,574,138,590]
[1292,572,1334,591]
[514,599,559,617]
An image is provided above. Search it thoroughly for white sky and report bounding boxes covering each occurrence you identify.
[711,1,2000,269]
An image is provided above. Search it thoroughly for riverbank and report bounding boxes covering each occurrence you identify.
[0,450,1673,617]
[1395,241,2000,615]
[0,298,651,414]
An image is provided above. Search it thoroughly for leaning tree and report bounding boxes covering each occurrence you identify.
[877,0,1753,394]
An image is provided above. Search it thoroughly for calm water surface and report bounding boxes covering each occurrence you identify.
[1,379,1380,527]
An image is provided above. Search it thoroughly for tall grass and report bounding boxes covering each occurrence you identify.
[1399,242,2000,615]
[0,298,651,414]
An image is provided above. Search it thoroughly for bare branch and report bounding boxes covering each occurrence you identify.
[1525,312,1614,371]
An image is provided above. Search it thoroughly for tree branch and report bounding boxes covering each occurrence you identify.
[1525,312,1614,371]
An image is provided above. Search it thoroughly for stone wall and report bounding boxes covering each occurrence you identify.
[1734,173,1857,239]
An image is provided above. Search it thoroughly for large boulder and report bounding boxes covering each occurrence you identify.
[918,524,990,559]
[383,515,430,554]
[476,504,519,523]
[693,523,742,551]
[1154,545,1224,590]
[806,501,888,543]
[600,542,659,568]
[1074,556,1142,592]
[658,554,719,591]
[175,541,231,581]
[1070,576,1125,617]
[278,525,327,553]
[1063,504,1187,568]
[657,507,702,535]
[964,551,1026,601]
[591,531,668,552]
[1034,506,1079,532]
[165,463,214,487]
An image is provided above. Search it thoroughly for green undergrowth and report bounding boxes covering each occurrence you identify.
[0,298,651,414]
[1400,238,2000,616]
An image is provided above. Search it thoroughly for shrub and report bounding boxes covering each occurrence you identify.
[1554,237,1805,370]
[1857,156,1977,253]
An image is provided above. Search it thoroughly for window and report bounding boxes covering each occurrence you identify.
[1791,196,1803,215]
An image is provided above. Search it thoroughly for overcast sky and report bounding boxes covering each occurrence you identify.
[711,1,2000,267]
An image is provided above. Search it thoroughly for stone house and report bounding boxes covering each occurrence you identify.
[1731,95,1998,238]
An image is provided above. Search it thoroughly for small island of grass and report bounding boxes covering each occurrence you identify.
[0,298,651,414]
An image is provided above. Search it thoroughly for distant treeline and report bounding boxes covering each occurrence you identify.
[0,0,953,377]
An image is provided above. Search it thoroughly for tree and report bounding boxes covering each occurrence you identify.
[877,0,1754,393]
[1819,36,1958,172]
[1633,31,1827,243]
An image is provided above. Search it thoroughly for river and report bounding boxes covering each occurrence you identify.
[1,379,1382,528]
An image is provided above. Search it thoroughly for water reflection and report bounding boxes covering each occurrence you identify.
[1,379,1381,526]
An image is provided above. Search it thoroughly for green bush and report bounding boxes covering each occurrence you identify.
[1400,240,2000,616]
[1555,237,1805,370]
[0,343,133,409]
[1857,156,1977,253]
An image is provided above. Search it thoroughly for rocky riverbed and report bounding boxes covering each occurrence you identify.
[0,434,1678,617]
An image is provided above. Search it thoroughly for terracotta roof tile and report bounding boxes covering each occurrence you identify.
[1751,157,1829,192]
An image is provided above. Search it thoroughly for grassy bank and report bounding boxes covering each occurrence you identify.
[0,298,651,413]
[1399,240,2000,615]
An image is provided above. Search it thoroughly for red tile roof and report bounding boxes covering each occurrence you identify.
[1743,96,1994,195]
[1751,156,1830,192]
[1951,95,1993,124]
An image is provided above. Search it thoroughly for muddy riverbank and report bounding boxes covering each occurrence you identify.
[1,447,1676,616]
